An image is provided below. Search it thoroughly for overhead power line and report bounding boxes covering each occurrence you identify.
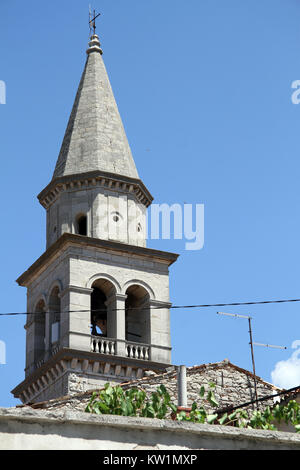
[216,383,300,415]
[1,296,300,317]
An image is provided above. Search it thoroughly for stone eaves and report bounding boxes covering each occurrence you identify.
[37,169,153,210]
[16,233,179,287]
[11,347,173,404]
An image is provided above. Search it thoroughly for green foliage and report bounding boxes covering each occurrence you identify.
[85,383,176,419]
[215,400,300,432]
[141,384,177,419]
[176,383,300,433]
[85,381,300,433]
[175,382,219,424]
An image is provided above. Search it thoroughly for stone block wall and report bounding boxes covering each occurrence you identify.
[26,360,279,415]
[121,360,279,414]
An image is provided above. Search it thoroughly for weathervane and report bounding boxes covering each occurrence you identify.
[89,6,101,37]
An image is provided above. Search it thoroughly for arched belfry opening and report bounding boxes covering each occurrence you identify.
[125,285,150,345]
[49,286,61,350]
[90,279,116,338]
[34,299,46,367]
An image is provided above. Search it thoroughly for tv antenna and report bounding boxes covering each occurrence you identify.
[217,311,287,407]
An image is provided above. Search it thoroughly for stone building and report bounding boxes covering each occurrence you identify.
[11,27,282,421]
[4,360,296,450]
[17,359,280,415]
[6,24,298,450]
[12,32,179,405]
[6,358,299,450]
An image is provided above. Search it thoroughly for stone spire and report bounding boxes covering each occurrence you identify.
[53,34,139,180]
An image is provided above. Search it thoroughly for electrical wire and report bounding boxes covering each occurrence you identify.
[1,297,300,317]
[216,383,300,415]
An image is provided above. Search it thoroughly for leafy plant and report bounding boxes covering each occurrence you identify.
[219,400,300,432]
[85,381,300,433]
[174,382,219,424]
[141,384,177,419]
[177,383,300,433]
[85,383,176,419]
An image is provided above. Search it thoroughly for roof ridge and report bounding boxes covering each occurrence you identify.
[187,360,280,390]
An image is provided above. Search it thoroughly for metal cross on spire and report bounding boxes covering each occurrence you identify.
[89,6,101,37]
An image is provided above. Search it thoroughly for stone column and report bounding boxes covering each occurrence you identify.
[106,293,127,357]
[132,295,151,344]
[148,300,172,364]
[60,285,93,352]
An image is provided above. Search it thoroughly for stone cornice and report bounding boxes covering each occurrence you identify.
[16,233,179,287]
[37,170,153,210]
[149,300,173,309]
[60,285,94,298]
[11,347,172,403]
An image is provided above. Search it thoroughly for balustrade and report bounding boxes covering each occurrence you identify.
[126,342,150,361]
[91,336,116,355]
[91,336,151,360]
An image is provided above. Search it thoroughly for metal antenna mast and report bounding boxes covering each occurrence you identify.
[217,312,259,404]
[217,311,287,407]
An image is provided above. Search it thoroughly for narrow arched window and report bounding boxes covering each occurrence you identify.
[76,214,87,236]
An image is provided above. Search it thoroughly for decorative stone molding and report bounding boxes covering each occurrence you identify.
[11,348,171,405]
[38,171,153,211]
[122,279,156,300]
[86,272,122,293]
[16,233,179,288]
[149,299,173,309]
[60,285,94,299]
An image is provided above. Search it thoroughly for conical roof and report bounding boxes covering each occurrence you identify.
[53,35,139,180]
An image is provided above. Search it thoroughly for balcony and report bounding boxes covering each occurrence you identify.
[91,336,150,361]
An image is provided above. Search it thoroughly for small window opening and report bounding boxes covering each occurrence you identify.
[76,215,87,236]
[112,212,121,223]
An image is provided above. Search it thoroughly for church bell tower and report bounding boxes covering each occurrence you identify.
[12,28,178,404]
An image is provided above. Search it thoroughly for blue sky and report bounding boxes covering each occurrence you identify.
[1,0,300,407]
